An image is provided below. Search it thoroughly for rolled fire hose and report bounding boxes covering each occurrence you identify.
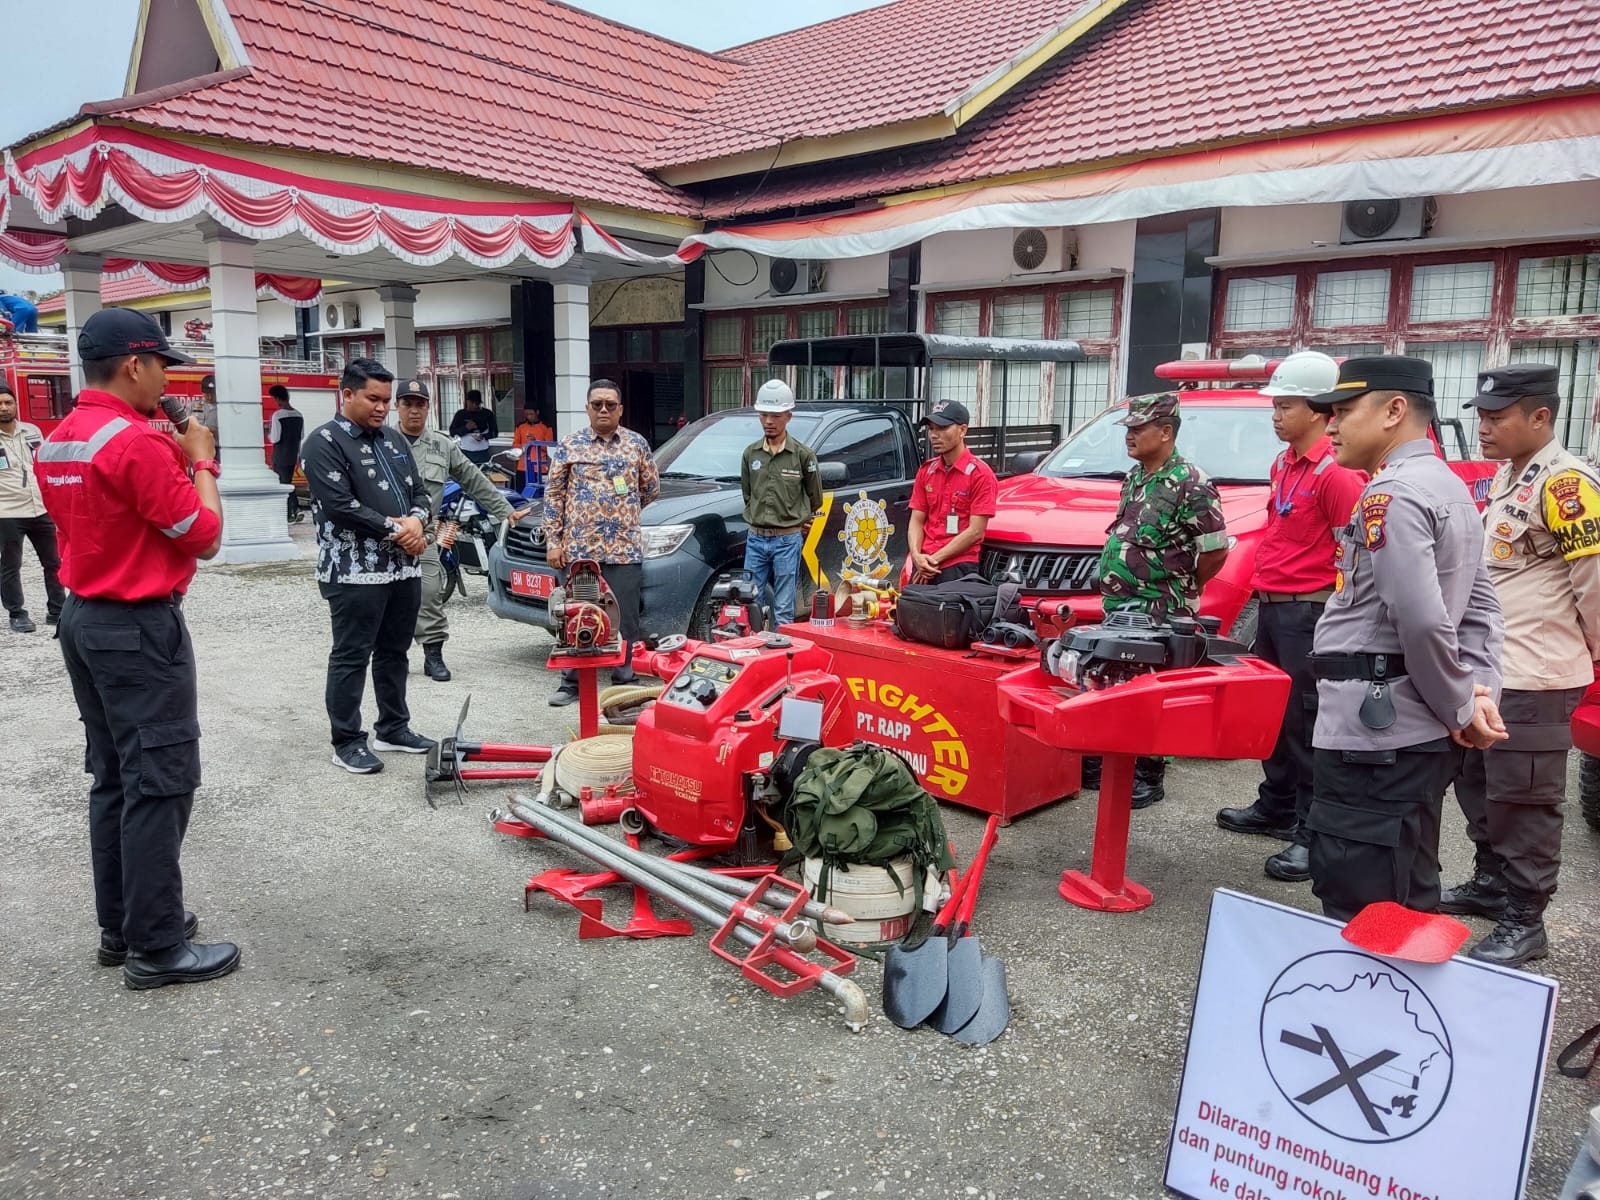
[552,735,634,796]
[506,795,867,1031]
[598,683,664,726]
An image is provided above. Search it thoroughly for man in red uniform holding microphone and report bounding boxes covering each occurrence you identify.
[1216,352,1365,881]
[37,308,240,989]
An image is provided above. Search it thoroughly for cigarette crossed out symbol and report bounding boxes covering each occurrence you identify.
[1280,1024,1406,1135]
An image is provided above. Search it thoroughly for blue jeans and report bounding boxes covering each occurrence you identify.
[743,532,804,628]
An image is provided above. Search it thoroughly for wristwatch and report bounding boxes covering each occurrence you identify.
[191,459,221,478]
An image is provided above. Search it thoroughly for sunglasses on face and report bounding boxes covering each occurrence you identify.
[589,401,621,411]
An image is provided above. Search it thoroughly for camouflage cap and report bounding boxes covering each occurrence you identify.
[1117,392,1180,427]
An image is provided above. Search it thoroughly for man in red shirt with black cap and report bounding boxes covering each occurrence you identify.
[906,400,998,584]
[38,307,241,990]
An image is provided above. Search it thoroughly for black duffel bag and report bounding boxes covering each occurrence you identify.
[893,576,1022,649]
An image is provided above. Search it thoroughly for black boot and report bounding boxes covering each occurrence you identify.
[1080,757,1101,790]
[1131,757,1165,809]
[423,643,451,682]
[1468,890,1549,968]
[1437,853,1507,918]
[1264,842,1311,882]
[124,939,242,990]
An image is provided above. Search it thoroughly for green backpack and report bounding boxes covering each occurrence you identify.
[782,742,955,908]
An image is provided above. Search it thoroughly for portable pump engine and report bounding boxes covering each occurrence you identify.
[628,633,846,860]
[1043,609,1248,691]
[547,559,621,652]
[708,573,766,640]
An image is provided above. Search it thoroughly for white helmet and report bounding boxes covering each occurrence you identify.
[754,378,796,413]
[1260,350,1339,399]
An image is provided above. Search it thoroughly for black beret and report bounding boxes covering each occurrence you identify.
[1464,364,1561,412]
[1308,355,1433,413]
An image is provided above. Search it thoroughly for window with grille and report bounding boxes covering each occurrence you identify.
[1223,275,1296,331]
[992,295,1045,339]
[1313,269,1390,327]
[435,373,462,424]
[1406,340,1486,445]
[796,308,836,339]
[1410,261,1494,322]
[1516,254,1600,319]
[415,338,432,369]
[462,332,486,363]
[931,362,979,409]
[992,362,1043,424]
[490,328,514,362]
[846,305,888,335]
[1051,358,1113,435]
[751,313,787,355]
[932,299,981,336]
[1058,288,1116,339]
[708,366,743,412]
[706,317,743,357]
[434,336,459,366]
[1509,338,1598,456]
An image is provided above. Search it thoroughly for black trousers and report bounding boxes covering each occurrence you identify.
[0,514,66,618]
[59,593,201,952]
[559,562,642,687]
[321,578,422,748]
[1452,687,1583,902]
[1252,599,1323,843]
[1306,742,1454,921]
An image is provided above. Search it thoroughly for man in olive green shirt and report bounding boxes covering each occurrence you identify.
[396,380,528,681]
[740,380,824,628]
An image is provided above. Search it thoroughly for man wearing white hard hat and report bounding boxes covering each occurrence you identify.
[740,379,823,627]
[1216,351,1366,882]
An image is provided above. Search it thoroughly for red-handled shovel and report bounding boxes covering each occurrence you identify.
[881,819,996,1028]
[927,819,1001,1034]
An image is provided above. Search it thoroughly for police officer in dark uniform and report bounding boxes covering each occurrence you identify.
[1304,356,1507,920]
[37,308,241,988]
[1439,365,1600,965]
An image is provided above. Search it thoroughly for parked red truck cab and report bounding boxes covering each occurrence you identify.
[983,357,1497,644]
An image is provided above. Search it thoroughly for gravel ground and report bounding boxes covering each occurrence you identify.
[2,529,1598,1200]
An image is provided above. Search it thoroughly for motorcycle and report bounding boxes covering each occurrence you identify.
[436,481,521,602]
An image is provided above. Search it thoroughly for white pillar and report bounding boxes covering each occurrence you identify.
[552,281,590,434]
[378,284,419,380]
[60,252,104,396]
[202,222,298,564]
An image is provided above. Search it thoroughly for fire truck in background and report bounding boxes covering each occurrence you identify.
[0,331,339,468]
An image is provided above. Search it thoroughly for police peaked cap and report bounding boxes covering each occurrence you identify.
[1464,364,1561,412]
[1308,356,1433,413]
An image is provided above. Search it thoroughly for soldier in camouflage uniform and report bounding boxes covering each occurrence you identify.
[1090,392,1230,806]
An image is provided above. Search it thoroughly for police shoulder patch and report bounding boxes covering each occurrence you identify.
[1360,491,1392,551]
[1545,469,1600,560]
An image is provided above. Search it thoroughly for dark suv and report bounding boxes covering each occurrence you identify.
[485,402,921,638]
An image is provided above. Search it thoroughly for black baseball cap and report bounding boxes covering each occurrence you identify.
[1308,355,1433,413]
[1464,364,1561,412]
[395,378,432,402]
[919,399,971,427]
[77,308,196,364]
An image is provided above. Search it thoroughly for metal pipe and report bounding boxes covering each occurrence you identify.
[508,796,817,951]
[504,798,868,1030]
[647,856,855,928]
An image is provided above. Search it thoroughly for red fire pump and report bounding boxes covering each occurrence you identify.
[549,559,621,652]
[998,611,1290,912]
[629,632,849,856]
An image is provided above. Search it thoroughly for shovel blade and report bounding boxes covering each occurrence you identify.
[952,957,1010,1045]
[881,939,949,1029]
[927,935,982,1034]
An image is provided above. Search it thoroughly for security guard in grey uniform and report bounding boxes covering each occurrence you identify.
[394,380,526,681]
[1305,356,1507,920]
[1438,364,1600,965]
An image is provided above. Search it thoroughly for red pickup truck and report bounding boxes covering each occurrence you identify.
[981,357,1498,646]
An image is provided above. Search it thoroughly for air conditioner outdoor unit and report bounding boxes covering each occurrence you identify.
[323,302,362,330]
[1339,197,1435,245]
[769,258,826,296]
[1010,227,1078,274]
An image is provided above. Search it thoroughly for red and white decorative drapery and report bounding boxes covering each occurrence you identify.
[0,224,325,306]
[3,127,588,270]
